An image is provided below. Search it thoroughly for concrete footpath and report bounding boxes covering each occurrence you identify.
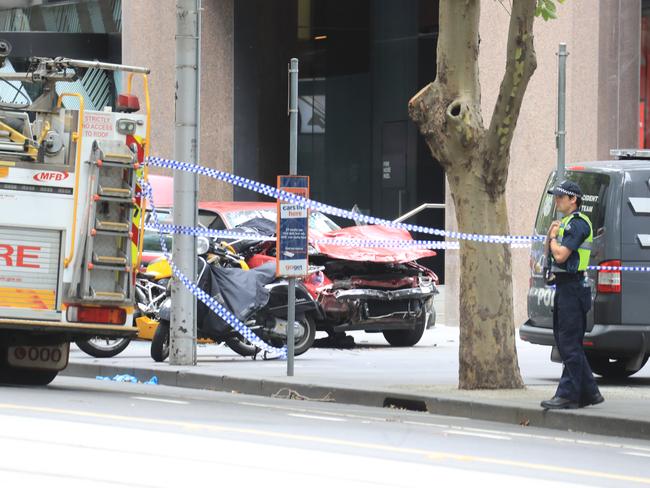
[62,324,650,441]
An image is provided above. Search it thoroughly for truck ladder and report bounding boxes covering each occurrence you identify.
[78,140,139,303]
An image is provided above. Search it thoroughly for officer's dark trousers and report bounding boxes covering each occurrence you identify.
[552,279,600,402]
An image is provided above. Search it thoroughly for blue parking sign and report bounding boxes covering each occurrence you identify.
[277,175,309,277]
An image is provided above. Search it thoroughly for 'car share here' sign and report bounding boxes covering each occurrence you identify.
[277,175,309,277]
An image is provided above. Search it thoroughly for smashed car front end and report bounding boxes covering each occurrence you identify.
[312,257,439,333]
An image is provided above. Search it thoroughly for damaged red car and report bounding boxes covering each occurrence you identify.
[141,177,438,347]
[195,202,439,347]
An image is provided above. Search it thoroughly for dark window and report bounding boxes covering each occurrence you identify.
[198,210,220,230]
[0,0,122,34]
[143,210,173,253]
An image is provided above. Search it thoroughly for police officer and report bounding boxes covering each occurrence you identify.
[541,180,604,410]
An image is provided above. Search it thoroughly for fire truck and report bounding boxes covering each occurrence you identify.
[0,40,150,385]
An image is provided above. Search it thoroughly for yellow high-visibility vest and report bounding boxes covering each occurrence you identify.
[551,212,593,272]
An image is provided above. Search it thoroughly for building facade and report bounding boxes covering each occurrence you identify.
[0,0,644,326]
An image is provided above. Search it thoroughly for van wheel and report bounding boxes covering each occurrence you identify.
[587,353,649,379]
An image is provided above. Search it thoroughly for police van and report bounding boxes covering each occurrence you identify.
[520,149,650,378]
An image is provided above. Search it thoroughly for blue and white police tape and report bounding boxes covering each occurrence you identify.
[146,156,543,245]
[313,238,531,250]
[145,223,532,250]
[587,265,650,272]
[145,224,276,242]
[139,178,287,359]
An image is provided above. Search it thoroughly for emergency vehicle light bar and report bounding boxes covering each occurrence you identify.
[610,149,650,160]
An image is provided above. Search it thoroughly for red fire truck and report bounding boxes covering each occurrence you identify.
[0,40,150,385]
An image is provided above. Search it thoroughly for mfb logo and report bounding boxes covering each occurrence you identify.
[33,171,69,183]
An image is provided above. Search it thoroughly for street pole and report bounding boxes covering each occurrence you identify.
[171,0,200,365]
[556,43,568,182]
[287,58,299,376]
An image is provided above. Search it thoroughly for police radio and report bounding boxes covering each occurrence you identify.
[544,252,556,286]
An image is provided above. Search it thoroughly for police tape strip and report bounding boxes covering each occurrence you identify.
[587,265,650,272]
[145,224,277,242]
[313,238,532,250]
[144,157,650,272]
[140,178,287,359]
[144,224,534,250]
[146,156,543,245]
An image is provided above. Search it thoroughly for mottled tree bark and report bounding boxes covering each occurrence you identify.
[409,0,537,389]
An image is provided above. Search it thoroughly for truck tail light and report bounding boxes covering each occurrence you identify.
[67,306,126,325]
[597,260,621,294]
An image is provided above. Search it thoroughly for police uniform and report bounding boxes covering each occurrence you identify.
[542,181,604,410]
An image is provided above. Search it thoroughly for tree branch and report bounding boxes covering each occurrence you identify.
[408,0,484,169]
[485,0,537,192]
[435,0,481,97]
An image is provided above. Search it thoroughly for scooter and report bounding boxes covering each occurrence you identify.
[150,237,319,361]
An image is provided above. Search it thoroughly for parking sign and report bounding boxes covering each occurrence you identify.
[277,175,309,277]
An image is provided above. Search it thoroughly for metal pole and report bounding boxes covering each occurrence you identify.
[287,58,299,376]
[59,59,150,74]
[193,0,202,347]
[171,0,200,365]
[556,43,568,182]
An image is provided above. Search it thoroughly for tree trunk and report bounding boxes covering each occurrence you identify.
[448,169,522,389]
[409,0,537,389]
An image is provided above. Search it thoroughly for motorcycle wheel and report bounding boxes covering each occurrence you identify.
[75,337,132,358]
[293,315,316,356]
[267,315,316,355]
[224,335,258,357]
[151,320,170,362]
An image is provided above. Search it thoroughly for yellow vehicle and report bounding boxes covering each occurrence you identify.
[134,257,172,340]
[0,41,151,384]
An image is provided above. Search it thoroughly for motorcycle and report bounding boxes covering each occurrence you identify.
[150,237,319,361]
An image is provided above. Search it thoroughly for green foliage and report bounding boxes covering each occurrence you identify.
[535,0,565,21]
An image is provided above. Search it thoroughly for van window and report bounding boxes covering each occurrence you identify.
[534,174,556,235]
[534,171,610,235]
[570,171,609,231]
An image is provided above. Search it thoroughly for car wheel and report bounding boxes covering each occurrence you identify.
[425,298,436,328]
[586,353,649,379]
[383,314,426,347]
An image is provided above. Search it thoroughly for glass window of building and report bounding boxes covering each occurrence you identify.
[234,0,445,279]
[0,0,122,110]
